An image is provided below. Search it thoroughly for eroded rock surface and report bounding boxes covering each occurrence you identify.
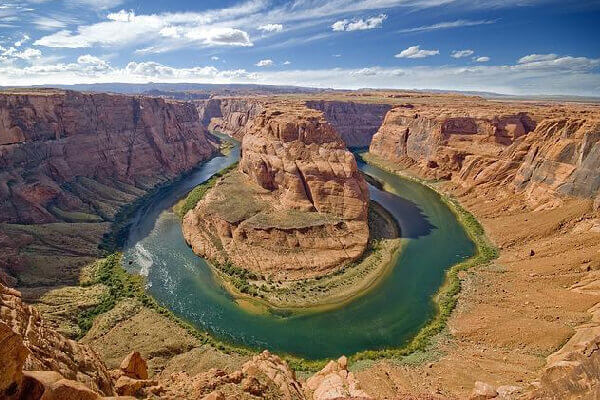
[0,283,114,397]
[305,356,371,400]
[306,100,391,147]
[0,89,217,225]
[195,98,264,139]
[369,99,600,207]
[183,102,370,279]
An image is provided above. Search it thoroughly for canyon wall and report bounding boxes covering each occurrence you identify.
[183,102,370,280]
[0,90,217,225]
[195,97,263,139]
[369,102,600,206]
[197,98,390,147]
[306,100,391,147]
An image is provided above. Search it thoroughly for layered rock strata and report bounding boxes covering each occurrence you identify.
[369,101,600,206]
[1,281,368,400]
[306,100,391,147]
[183,103,370,280]
[0,89,217,225]
[195,98,263,139]
[0,283,114,398]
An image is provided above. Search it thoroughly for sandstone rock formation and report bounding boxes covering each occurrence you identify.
[369,99,600,207]
[0,89,217,225]
[195,98,263,139]
[183,103,370,279]
[306,100,391,147]
[164,351,305,399]
[119,351,148,380]
[305,356,371,400]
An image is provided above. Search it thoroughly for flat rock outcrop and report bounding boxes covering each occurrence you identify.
[183,102,369,280]
[306,100,391,147]
[0,89,217,225]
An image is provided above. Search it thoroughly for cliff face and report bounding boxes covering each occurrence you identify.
[0,90,217,225]
[195,98,263,139]
[513,118,600,202]
[369,102,600,206]
[306,100,391,147]
[183,103,370,280]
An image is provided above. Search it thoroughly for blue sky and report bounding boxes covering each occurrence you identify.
[1,0,599,95]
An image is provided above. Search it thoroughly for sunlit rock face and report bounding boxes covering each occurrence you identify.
[183,102,370,280]
[0,90,217,224]
[369,99,600,208]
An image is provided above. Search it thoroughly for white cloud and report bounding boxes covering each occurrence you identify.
[258,23,283,32]
[518,53,558,64]
[65,0,126,10]
[1,46,42,61]
[2,53,599,96]
[77,54,109,67]
[107,10,135,22]
[283,60,291,65]
[398,19,494,33]
[475,56,490,62]
[333,54,342,57]
[14,34,30,47]
[395,45,439,59]
[34,3,257,52]
[255,59,274,67]
[32,16,70,31]
[211,56,220,61]
[451,49,474,58]
[332,14,387,31]
[515,54,599,71]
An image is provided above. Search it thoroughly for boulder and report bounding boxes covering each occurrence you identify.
[39,379,102,400]
[119,352,148,380]
[305,356,371,400]
[470,381,498,399]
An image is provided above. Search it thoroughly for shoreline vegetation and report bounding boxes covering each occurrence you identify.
[76,146,497,372]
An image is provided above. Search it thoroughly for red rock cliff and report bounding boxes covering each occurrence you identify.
[369,100,600,207]
[195,97,263,139]
[306,100,391,147]
[0,90,217,224]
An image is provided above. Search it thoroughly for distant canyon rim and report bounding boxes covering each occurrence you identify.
[1,86,599,400]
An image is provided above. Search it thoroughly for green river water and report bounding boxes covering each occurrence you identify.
[122,136,475,360]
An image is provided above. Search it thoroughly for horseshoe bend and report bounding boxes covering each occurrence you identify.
[0,73,599,400]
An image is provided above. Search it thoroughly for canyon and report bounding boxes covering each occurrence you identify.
[1,87,599,400]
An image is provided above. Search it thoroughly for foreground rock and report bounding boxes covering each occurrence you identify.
[305,356,371,400]
[0,283,114,398]
[183,102,370,280]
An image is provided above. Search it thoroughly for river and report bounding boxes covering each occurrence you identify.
[122,135,475,360]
